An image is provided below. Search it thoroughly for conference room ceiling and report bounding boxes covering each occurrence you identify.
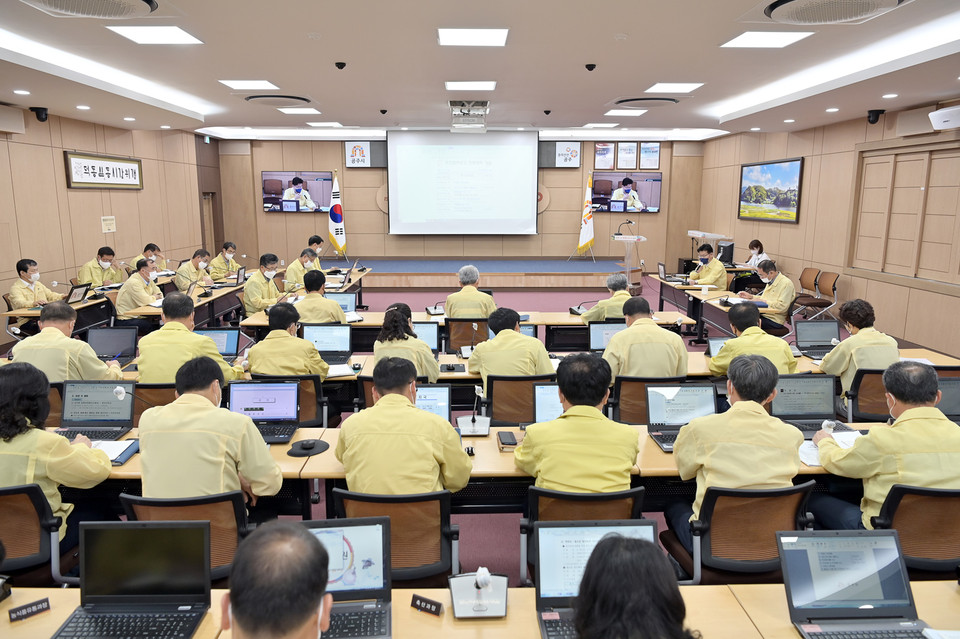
[2,0,959,141]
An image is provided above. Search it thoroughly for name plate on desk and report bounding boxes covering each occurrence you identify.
[612,235,647,242]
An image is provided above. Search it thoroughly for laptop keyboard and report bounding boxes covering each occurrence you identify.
[324,609,388,638]
[651,432,678,444]
[807,631,926,639]
[788,421,854,433]
[322,353,351,365]
[256,424,298,441]
[57,428,124,441]
[54,611,202,638]
[802,348,834,359]
[541,618,578,639]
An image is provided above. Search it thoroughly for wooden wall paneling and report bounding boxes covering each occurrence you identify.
[665,154,703,270]
[739,133,762,165]
[811,151,856,269]
[541,233,580,256]
[699,168,718,232]
[468,236,504,257]
[864,278,908,338]
[0,141,23,280]
[160,130,185,164]
[702,139,718,169]
[423,236,464,257]
[281,141,312,170]
[11,143,72,271]
[135,158,169,257]
[10,112,53,147]
[102,126,135,157]
[502,234,542,256]
[762,133,789,161]
[884,154,926,275]
[94,124,106,154]
[108,190,142,260]
[345,233,385,258]
[908,153,932,278]
[218,153,259,260]
[310,141,343,172]
[59,118,98,153]
[717,136,738,166]
[822,119,867,155]
[383,234,425,257]
[904,288,960,355]
[787,129,817,158]
[131,130,161,161]
[163,162,192,251]
[876,157,896,272]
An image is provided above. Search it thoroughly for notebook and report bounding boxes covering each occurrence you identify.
[588,321,627,351]
[795,320,841,359]
[57,381,136,441]
[415,384,452,423]
[194,327,241,358]
[937,376,960,421]
[658,262,686,284]
[778,530,927,639]
[770,374,854,438]
[706,336,729,358]
[488,324,537,340]
[86,327,138,366]
[412,321,440,354]
[228,381,300,443]
[326,291,363,323]
[646,383,717,452]
[303,323,353,365]
[301,517,392,639]
[51,521,210,639]
[535,520,657,639]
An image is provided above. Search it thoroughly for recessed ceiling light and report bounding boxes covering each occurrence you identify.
[721,31,813,48]
[401,127,409,131]
[13,89,30,95]
[76,105,90,110]
[277,107,320,114]
[160,125,171,129]
[645,83,703,93]
[106,26,203,45]
[583,122,618,128]
[437,29,508,47]
[604,109,648,117]
[306,122,343,127]
[219,80,279,90]
[123,117,136,121]
[445,81,496,91]
[784,119,796,123]
[882,93,898,99]
[517,127,524,131]
[750,127,761,131]
[825,107,840,113]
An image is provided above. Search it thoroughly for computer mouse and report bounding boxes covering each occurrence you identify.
[351,362,362,371]
[465,446,475,456]
[296,439,317,451]
[444,363,456,371]
[548,353,558,359]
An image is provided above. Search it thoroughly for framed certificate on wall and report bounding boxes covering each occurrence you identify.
[639,142,660,169]
[616,142,638,170]
[594,142,615,170]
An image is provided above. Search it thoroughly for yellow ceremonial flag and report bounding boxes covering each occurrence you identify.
[577,173,594,254]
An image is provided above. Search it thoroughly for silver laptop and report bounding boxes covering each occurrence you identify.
[770,374,854,438]
[588,321,627,351]
[194,327,242,358]
[658,261,685,284]
[335,259,361,291]
[415,383,452,423]
[228,380,300,443]
[518,383,565,428]
[301,517,392,639]
[778,530,927,639]
[795,320,841,359]
[706,336,730,358]
[326,291,363,323]
[56,380,136,441]
[302,323,353,365]
[646,383,717,452]
[86,327,138,366]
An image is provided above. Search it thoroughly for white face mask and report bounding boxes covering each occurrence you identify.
[760,276,771,284]
[750,249,759,256]
[198,261,208,270]
[224,252,235,261]
[264,270,277,280]
[304,260,314,269]
[99,260,112,269]
[148,271,159,281]
[30,272,41,282]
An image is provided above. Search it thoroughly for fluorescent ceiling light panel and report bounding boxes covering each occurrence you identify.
[123,117,136,121]
[721,31,813,48]
[437,29,508,46]
[604,109,648,116]
[277,107,320,114]
[306,122,343,127]
[825,107,839,112]
[76,105,90,110]
[645,83,703,93]
[106,26,203,45]
[539,128,728,141]
[583,122,618,128]
[445,81,496,91]
[882,93,898,98]
[219,80,279,90]
[195,126,387,140]
[13,89,29,95]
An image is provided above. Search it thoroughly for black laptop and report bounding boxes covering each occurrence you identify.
[794,320,841,359]
[706,336,730,358]
[56,380,136,441]
[646,383,717,452]
[937,376,960,421]
[658,261,686,284]
[227,380,301,443]
[302,323,353,365]
[86,327,138,367]
[770,374,855,438]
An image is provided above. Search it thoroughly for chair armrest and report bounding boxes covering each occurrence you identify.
[42,515,62,533]
[690,519,708,537]
[798,511,816,530]
[444,523,460,541]
[870,515,891,529]
[519,518,532,535]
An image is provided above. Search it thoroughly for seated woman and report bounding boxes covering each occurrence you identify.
[372,303,440,383]
[732,239,770,294]
[0,363,112,553]
[575,536,700,639]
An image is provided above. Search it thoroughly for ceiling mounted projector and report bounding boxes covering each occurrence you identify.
[19,0,158,18]
[764,0,906,25]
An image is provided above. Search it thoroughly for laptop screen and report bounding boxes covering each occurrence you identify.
[707,337,729,357]
[303,324,352,352]
[86,327,138,359]
[194,328,240,356]
[236,266,246,283]
[412,322,440,351]
[608,199,626,212]
[61,381,135,426]
[488,324,536,340]
[771,375,837,418]
[658,262,667,279]
[534,383,564,423]
[588,321,627,350]
[796,320,841,347]
[302,518,391,602]
[646,384,716,427]
[228,382,299,422]
[326,292,357,313]
[80,521,210,606]
[415,384,452,422]
[937,376,960,419]
[281,199,299,212]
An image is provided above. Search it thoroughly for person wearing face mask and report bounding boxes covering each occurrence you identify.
[707,301,796,376]
[248,302,329,379]
[295,270,347,324]
[737,259,795,331]
[307,235,324,271]
[611,177,645,211]
[133,243,167,272]
[175,248,215,291]
[810,361,960,530]
[138,356,282,504]
[9,258,64,335]
[283,247,319,293]
[114,259,162,334]
[243,253,291,315]
[78,246,126,288]
[209,241,241,281]
[732,239,770,293]
[136,293,246,383]
[283,177,319,211]
[687,243,727,291]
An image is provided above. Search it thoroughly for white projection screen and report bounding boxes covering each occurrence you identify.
[387,131,539,235]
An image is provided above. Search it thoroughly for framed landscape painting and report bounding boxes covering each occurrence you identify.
[738,157,803,224]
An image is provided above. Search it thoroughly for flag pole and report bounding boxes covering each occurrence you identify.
[568,172,596,262]
[329,169,350,262]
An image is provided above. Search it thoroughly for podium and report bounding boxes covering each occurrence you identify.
[612,234,646,293]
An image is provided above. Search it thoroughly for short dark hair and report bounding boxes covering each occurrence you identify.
[16,259,37,275]
[39,301,77,323]
[268,302,300,331]
[883,361,939,405]
[748,239,764,253]
[757,259,778,274]
[229,521,329,638]
[308,235,323,246]
[728,302,760,332]
[621,177,634,186]
[174,357,225,394]
[144,243,161,253]
[838,299,875,329]
[557,353,610,406]
[260,253,279,268]
[697,243,713,254]
[304,270,326,292]
[488,308,520,335]
[728,355,778,403]
[0,363,50,442]
[161,292,195,320]
[372,357,416,395]
[300,248,318,259]
[291,177,304,186]
[192,249,210,259]
[97,246,115,258]
[623,296,651,317]
[222,241,237,251]
[377,303,415,342]
[135,258,150,271]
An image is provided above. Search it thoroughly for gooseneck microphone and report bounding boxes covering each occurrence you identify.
[615,220,635,236]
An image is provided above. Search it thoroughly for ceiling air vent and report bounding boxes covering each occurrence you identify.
[764,0,905,25]
[19,0,158,18]
[243,95,312,108]
[614,97,680,108]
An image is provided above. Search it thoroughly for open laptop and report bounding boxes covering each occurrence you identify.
[647,383,717,452]
[228,380,301,443]
[194,327,241,359]
[334,259,361,291]
[535,520,657,639]
[232,265,246,286]
[302,323,353,365]
[86,327,138,366]
[66,282,91,304]
[51,521,210,639]
[771,374,855,438]
[326,291,363,323]
[937,376,960,421]
[301,517,392,639]
[56,380,136,441]
[412,321,440,355]
[795,320,842,359]
[706,336,730,358]
[778,530,928,639]
[488,324,537,340]
[658,262,686,284]
[588,320,627,351]
[415,384,452,423]
[534,382,564,423]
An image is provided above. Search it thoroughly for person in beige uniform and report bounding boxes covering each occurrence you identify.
[114,258,161,334]
[139,357,282,506]
[243,253,291,315]
[10,258,64,309]
[372,302,440,383]
[133,243,167,271]
[208,241,241,281]
[248,302,329,379]
[468,307,554,395]
[175,249,214,291]
[295,270,346,324]
[737,260,795,331]
[12,302,122,382]
[307,235,324,271]
[707,302,796,375]
[602,296,687,380]
[687,244,727,291]
[78,246,127,288]
[445,264,496,318]
[667,354,802,553]
[283,248,319,293]
[579,273,632,324]
[336,357,472,494]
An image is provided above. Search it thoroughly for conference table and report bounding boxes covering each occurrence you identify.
[126,281,244,328]
[0,296,113,336]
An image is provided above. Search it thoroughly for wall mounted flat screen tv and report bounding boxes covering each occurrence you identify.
[262,171,333,212]
[591,172,661,213]
[738,158,803,224]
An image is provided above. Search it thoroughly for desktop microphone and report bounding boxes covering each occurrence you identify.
[569,299,598,316]
[50,281,69,288]
[458,323,479,359]
[456,384,490,434]
[614,220,635,236]
[425,301,445,316]
[114,385,160,409]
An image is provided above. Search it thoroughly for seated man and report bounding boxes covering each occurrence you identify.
[445,264,496,318]
[611,177,644,210]
[175,249,214,291]
[248,302,329,379]
[737,259,795,331]
[133,243,167,271]
[295,270,346,324]
[10,258,64,309]
[810,361,960,530]
[78,246,126,287]
[208,241,241,280]
[687,243,727,291]
[12,302,122,382]
[579,273,631,324]
[222,520,332,639]
[139,357,282,502]
[307,235,324,270]
[137,293,245,383]
[513,353,638,492]
[243,253,290,315]
[114,258,161,333]
[667,354,802,553]
[336,357,472,493]
[708,302,796,375]
[283,177,318,211]
[602,296,687,379]
[468,307,554,395]
[284,248,319,292]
